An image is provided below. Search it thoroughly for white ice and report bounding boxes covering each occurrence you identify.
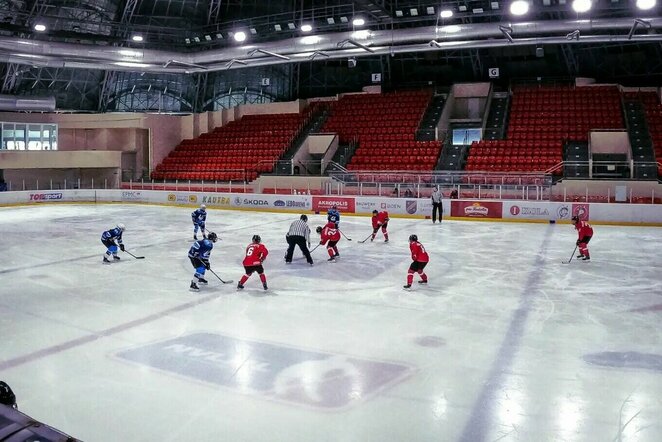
[1,203,662,441]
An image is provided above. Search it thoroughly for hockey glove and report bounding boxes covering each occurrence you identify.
[203,260,211,270]
[576,239,581,246]
[120,244,126,252]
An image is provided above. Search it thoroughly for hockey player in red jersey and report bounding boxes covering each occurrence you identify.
[316,222,341,262]
[371,210,390,242]
[572,216,594,260]
[404,234,429,289]
[238,235,269,290]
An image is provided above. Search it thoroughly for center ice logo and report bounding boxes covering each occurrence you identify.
[115,333,412,410]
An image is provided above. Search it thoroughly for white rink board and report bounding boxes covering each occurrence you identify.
[1,189,661,224]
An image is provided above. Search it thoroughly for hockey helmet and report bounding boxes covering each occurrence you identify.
[116,223,126,231]
[207,232,218,242]
[200,204,206,210]
[300,214,308,222]
[316,226,323,234]
[372,210,378,215]
[571,215,579,223]
[409,234,418,242]
[0,381,16,408]
[252,234,261,243]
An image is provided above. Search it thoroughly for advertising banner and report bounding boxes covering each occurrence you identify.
[451,200,503,218]
[312,196,355,213]
[503,202,573,221]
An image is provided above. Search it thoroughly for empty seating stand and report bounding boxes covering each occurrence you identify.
[629,91,662,178]
[466,85,624,175]
[151,112,308,182]
[322,90,443,171]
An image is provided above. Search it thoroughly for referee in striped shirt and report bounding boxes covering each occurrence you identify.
[285,214,313,265]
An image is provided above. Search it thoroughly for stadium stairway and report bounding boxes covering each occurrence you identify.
[483,92,510,141]
[435,134,466,171]
[563,141,590,178]
[623,95,658,180]
[273,104,329,174]
[416,94,446,141]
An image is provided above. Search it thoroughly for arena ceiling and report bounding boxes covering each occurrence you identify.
[0,1,660,111]
[0,0,659,73]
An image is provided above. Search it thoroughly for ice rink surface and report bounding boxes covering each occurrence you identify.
[1,203,662,442]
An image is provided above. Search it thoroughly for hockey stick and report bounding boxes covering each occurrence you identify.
[358,233,373,243]
[293,244,319,261]
[207,268,233,284]
[562,245,578,264]
[339,230,352,241]
[124,250,145,260]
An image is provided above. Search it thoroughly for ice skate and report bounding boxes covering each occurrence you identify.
[103,256,111,264]
[576,254,584,259]
[384,238,389,243]
[327,257,336,262]
[263,283,268,291]
[418,280,428,284]
[581,256,591,261]
[403,284,412,289]
[237,283,244,290]
[197,277,208,285]
[190,281,200,292]
[194,235,198,240]
[113,255,120,261]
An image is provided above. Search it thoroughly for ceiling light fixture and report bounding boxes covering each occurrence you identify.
[510,0,530,15]
[301,35,321,45]
[440,10,453,18]
[33,23,46,32]
[131,35,143,42]
[636,0,656,9]
[300,24,313,32]
[572,0,592,12]
[352,17,365,26]
[233,31,247,42]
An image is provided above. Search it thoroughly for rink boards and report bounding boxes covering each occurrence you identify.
[1,189,662,225]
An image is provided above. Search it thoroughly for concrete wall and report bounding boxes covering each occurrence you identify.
[453,83,491,98]
[590,131,630,156]
[3,168,120,190]
[0,150,121,168]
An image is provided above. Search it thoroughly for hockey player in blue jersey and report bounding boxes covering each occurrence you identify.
[188,231,218,291]
[191,204,207,240]
[327,205,340,228]
[101,224,126,264]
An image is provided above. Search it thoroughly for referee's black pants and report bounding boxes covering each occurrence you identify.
[285,235,313,264]
[432,202,443,223]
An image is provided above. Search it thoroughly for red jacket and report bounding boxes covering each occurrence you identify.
[320,222,340,244]
[575,220,593,240]
[242,243,269,266]
[410,241,429,262]
[372,211,389,229]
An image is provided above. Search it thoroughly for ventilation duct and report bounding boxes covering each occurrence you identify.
[0,94,56,111]
[0,17,659,73]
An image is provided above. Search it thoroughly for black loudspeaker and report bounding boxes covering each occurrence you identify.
[348,58,357,68]
[535,47,544,58]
